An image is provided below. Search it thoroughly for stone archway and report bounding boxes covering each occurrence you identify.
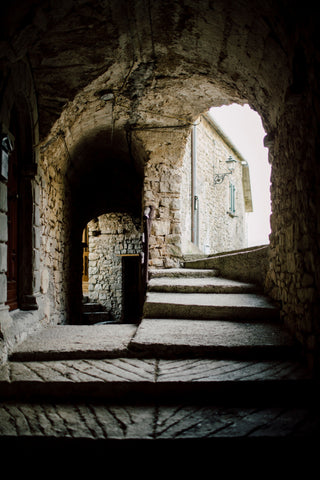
[64,127,144,324]
[84,212,143,324]
[1,0,318,365]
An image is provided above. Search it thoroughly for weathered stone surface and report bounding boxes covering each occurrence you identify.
[149,268,218,278]
[0,355,314,404]
[130,319,296,359]
[1,356,309,386]
[184,245,270,286]
[148,276,258,294]
[10,325,137,361]
[0,401,318,442]
[0,402,320,448]
[180,114,252,256]
[143,292,279,321]
[0,357,158,400]
[156,358,310,383]
[0,402,155,439]
[1,0,320,373]
[87,214,142,321]
[154,405,319,439]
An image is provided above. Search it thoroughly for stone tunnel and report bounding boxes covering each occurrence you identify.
[0,0,320,374]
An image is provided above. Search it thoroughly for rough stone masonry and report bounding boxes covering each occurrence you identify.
[0,0,319,373]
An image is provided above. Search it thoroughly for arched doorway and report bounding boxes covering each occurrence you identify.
[5,102,38,312]
[65,127,144,324]
[7,0,316,365]
[82,212,143,324]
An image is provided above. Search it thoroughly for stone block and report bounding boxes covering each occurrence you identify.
[0,213,7,242]
[170,198,181,210]
[34,249,40,271]
[0,183,7,212]
[159,181,171,193]
[33,226,40,250]
[33,181,40,206]
[0,244,7,272]
[286,252,295,273]
[40,268,50,294]
[168,244,182,257]
[297,287,315,303]
[33,271,41,295]
[33,204,40,227]
[152,220,170,236]
[302,273,314,287]
[166,234,180,245]
[0,274,7,303]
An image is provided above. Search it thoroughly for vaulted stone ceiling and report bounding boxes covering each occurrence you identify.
[69,128,143,225]
[0,0,307,140]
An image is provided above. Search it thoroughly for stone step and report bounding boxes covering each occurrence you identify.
[7,312,300,408]
[9,325,137,362]
[82,302,107,313]
[0,356,314,404]
[2,322,317,453]
[82,302,115,325]
[130,319,298,360]
[1,401,319,459]
[149,268,219,279]
[143,292,280,321]
[9,320,294,362]
[148,276,259,294]
[82,311,115,325]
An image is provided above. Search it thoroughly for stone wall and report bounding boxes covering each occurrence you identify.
[180,115,251,255]
[37,129,71,326]
[265,71,320,369]
[1,0,320,372]
[87,213,142,321]
[140,128,190,268]
[0,59,46,362]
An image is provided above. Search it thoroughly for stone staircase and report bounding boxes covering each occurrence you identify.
[0,265,319,463]
[136,267,287,359]
[82,301,111,324]
[145,267,278,321]
[82,298,117,325]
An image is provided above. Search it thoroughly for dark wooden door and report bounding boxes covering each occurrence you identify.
[82,226,89,294]
[6,145,19,310]
[122,255,141,323]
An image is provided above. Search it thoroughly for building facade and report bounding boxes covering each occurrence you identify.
[180,114,253,256]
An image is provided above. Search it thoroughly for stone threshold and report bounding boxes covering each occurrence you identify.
[0,357,315,404]
[0,401,318,445]
[7,320,297,362]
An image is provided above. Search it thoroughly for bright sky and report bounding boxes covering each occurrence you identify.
[209,103,271,246]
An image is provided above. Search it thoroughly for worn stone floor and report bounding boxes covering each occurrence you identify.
[7,320,296,361]
[1,273,319,468]
[1,323,319,444]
